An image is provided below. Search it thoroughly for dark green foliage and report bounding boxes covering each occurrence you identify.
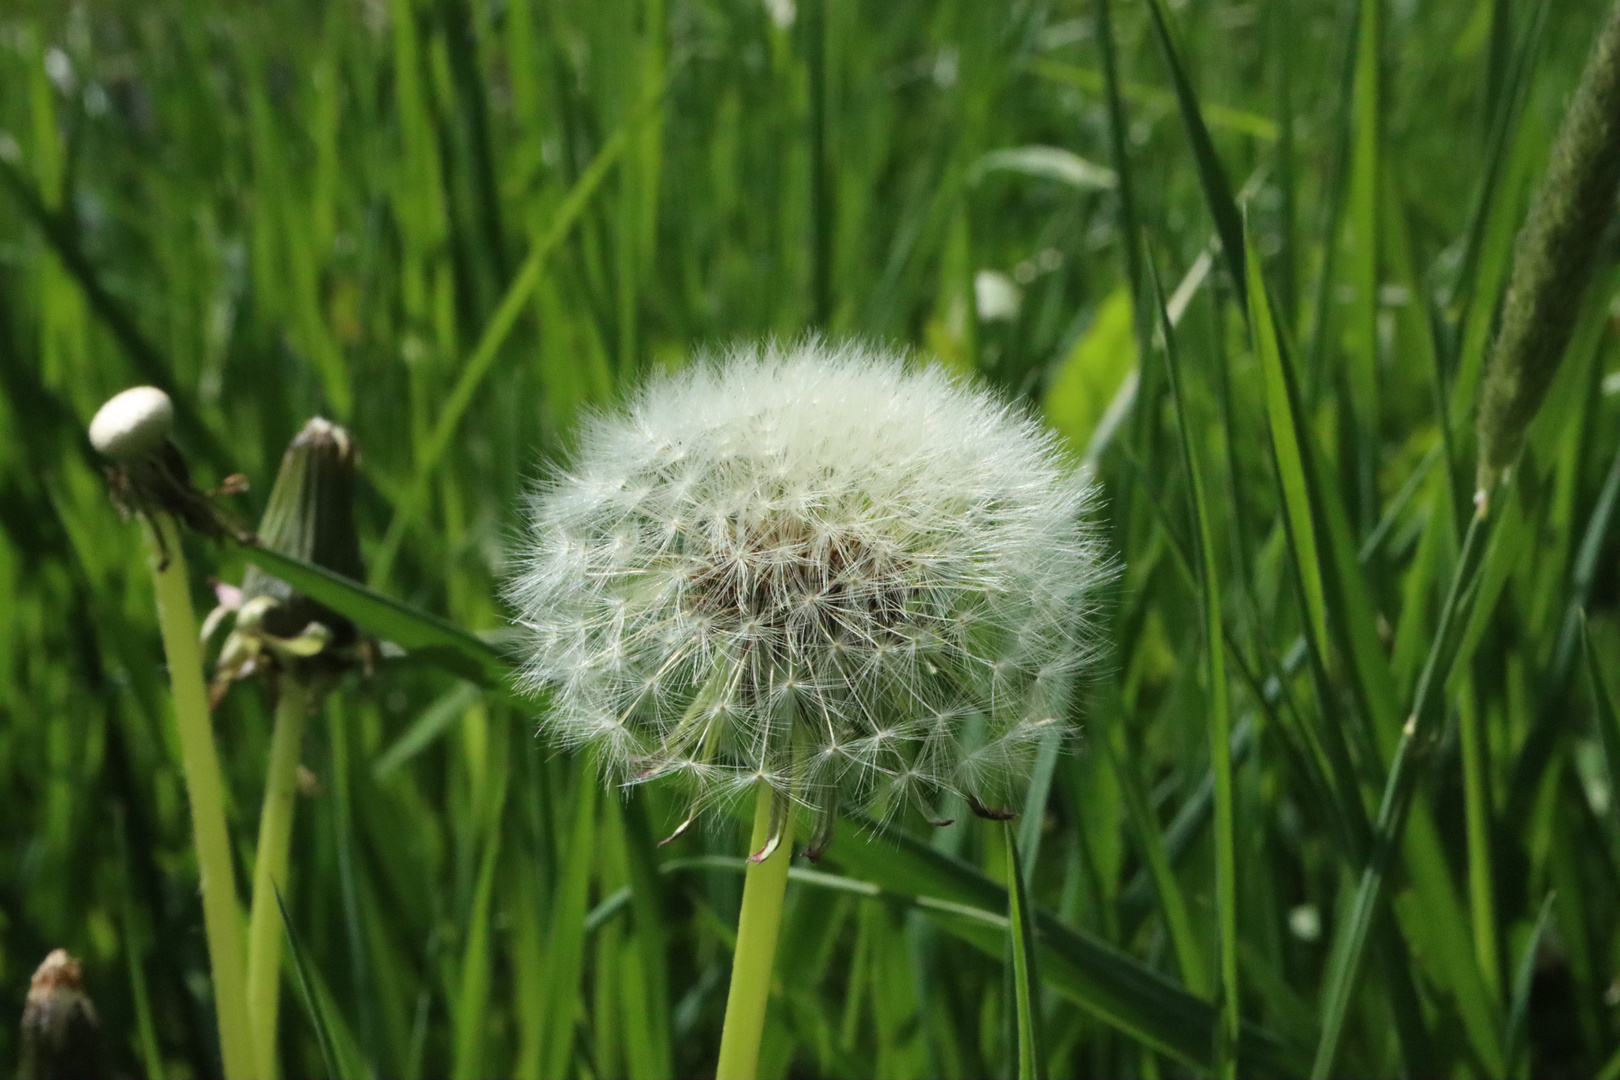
[3,1,1620,1078]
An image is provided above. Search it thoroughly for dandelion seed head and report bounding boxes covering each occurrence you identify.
[510,340,1111,833]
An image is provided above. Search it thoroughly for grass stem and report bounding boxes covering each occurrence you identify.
[142,513,254,1080]
[246,678,311,1078]
[1458,675,1502,1001]
[715,784,793,1080]
[1152,252,1239,1076]
[1310,505,1493,1078]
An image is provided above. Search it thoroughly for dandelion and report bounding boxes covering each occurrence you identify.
[89,387,253,1080]
[511,340,1109,1079]
[513,341,1107,845]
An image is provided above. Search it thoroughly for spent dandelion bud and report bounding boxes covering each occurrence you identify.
[511,341,1111,858]
[89,386,236,546]
[88,385,173,460]
[1475,0,1620,501]
[213,418,367,1078]
[19,950,102,1080]
[211,417,366,696]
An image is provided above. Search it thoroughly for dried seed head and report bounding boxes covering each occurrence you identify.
[88,386,173,460]
[511,341,1111,853]
[19,949,102,1080]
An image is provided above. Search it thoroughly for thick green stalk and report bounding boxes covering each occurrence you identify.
[715,785,793,1080]
[246,679,311,1079]
[143,513,254,1080]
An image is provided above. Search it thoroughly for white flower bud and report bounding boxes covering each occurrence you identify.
[89,386,174,460]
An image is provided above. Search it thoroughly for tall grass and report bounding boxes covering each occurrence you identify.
[2,1,1619,1077]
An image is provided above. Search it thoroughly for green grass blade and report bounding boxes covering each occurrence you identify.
[1152,250,1238,1074]
[1100,721,1209,996]
[1270,0,1298,316]
[372,683,484,780]
[830,816,1304,1074]
[805,0,831,326]
[0,158,235,474]
[1005,820,1045,1080]
[1027,60,1278,142]
[1119,437,1443,920]
[113,805,166,1080]
[1311,507,1495,1078]
[1582,611,1620,829]
[1504,892,1556,1077]
[597,797,670,1080]
[1342,0,1381,505]
[1240,224,1498,1063]
[1502,436,1620,821]
[283,898,342,1080]
[1245,224,1328,666]
[541,771,599,1080]
[1303,0,1364,392]
[1093,0,1147,357]
[1243,221,1385,865]
[1142,0,1247,310]
[1456,674,1502,1000]
[371,94,658,585]
[452,775,509,1080]
[1448,0,1552,409]
[1016,724,1063,876]
[236,542,512,688]
[278,887,372,1080]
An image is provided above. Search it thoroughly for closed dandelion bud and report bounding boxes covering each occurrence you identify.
[209,418,365,695]
[511,342,1110,858]
[19,950,101,1080]
[1476,1,1620,501]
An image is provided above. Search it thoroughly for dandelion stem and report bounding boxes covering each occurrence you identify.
[246,677,310,1078]
[716,784,793,1080]
[142,513,254,1080]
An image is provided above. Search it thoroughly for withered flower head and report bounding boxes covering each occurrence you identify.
[206,418,366,699]
[88,386,234,545]
[19,949,101,1080]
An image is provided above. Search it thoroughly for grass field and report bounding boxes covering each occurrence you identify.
[4,0,1620,1076]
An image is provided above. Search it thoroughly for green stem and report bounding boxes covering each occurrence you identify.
[246,678,310,1079]
[143,513,254,1080]
[1310,506,1493,1078]
[1458,674,1502,1002]
[715,784,793,1080]
[1005,820,1044,1080]
[1151,242,1238,1074]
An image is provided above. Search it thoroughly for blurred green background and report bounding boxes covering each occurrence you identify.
[3,0,1620,1076]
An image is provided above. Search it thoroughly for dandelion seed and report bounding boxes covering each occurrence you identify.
[510,339,1112,854]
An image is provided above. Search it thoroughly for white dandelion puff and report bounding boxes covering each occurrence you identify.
[509,340,1112,858]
